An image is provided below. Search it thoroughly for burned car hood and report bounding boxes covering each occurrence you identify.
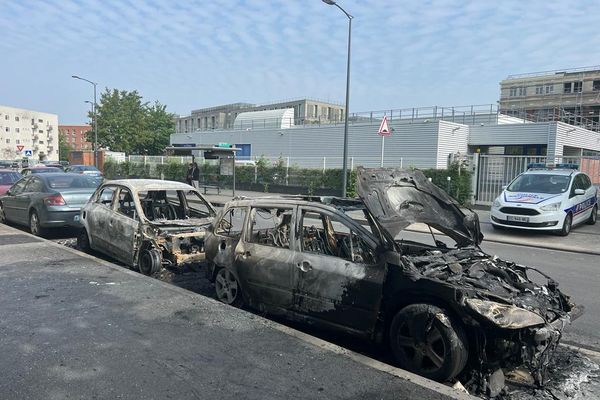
[356,167,483,247]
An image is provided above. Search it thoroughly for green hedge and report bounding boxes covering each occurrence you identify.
[101,159,470,205]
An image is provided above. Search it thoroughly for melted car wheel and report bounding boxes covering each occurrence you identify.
[139,248,162,276]
[77,228,91,252]
[215,268,243,307]
[389,304,468,382]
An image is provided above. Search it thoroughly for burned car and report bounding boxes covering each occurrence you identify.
[205,167,580,394]
[78,179,216,275]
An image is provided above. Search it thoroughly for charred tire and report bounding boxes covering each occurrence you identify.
[29,210,46,237]
[214,268,244,307]
[77,228,91,252]
[389,304,468,382]
[587,205,597,225]
[139,248,162,276]
[556,213,573,236]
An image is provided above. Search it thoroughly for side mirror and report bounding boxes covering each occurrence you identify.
[574,188,585,195]
[501,185,507,190]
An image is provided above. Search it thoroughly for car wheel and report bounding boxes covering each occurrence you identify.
[557,213,573,236]
[0,202,6,224]
[77,228,91,252]
[215,268,244,307]
[586,205,597,225]
[389,304,468,382]
[29,210,46,237]
[138,248,162,276]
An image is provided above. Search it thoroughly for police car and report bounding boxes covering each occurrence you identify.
[490,164,598,236]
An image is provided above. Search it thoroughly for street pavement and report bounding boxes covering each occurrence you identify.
[0,223,471,400]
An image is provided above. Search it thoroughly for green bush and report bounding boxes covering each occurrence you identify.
[421,162,471,205]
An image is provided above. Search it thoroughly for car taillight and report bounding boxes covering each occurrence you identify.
[45,194,66,206]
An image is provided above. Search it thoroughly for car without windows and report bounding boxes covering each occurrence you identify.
[205,167,581,395]
[0,173,100,236]
[78,179,216,275]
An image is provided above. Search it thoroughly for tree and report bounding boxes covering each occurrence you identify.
[87,89,175,155]
[58,133,72,161]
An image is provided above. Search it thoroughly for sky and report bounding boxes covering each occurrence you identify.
[1,0,599,124]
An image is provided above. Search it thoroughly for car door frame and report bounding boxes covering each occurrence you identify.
[232,203,298,311]
[292,204,386,334]
[1,177,31,223]
[85,184,118,253]
[107,186,141,266]
[569,174,593,224]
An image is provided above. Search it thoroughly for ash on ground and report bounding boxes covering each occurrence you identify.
[505,346,599,400]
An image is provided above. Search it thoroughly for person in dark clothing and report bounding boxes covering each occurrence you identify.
[186,163,193,186]
[191,162,200,189]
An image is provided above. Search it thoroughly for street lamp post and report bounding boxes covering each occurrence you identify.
[72,75,98,167]
[322,0,353,198]
[84,100,95,152]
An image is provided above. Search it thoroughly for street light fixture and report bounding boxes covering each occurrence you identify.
[72,75,98,167]
[322,0,353,198]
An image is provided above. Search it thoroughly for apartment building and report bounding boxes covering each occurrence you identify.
[499,66,600,130]
[176,98,344,133]
[59,125,93,151]
[0,105,59,161]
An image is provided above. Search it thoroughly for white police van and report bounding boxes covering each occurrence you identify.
[490,164,598,236]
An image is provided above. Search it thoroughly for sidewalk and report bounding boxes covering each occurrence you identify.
[202,189,600,255]
[0,223,471,400]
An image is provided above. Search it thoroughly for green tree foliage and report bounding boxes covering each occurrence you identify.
[58,133,72,161]
[87,89,175,155]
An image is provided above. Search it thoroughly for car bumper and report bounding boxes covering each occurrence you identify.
[40,209,83,228]
[490,207,565,231]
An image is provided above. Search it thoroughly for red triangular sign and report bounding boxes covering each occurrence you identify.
[16,145,24,152]
[378,116,391,136]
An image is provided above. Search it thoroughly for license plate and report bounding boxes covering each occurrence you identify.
[507,215,529,222]
[73,215,80,222]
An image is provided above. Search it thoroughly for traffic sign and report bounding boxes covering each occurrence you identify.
[378,116,391,136]
[16,145,24,152]
[24,149,33,156]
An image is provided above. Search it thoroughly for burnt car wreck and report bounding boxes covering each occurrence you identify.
[78,179,216,275]
[204,167,581,396]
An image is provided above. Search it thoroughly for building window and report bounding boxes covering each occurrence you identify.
[16,139,20,144]
[5,127,9,132]
[564,82,572,93]
[573,81,582,93]
[15,128,19,133]
[593,80,600,91]
[15,116,19,121]
[4,115,8,120]
[5,139,9,144]
[509,87,517,97]
[39,140,44,144]
[535,86,543,95]
[518,87,526,96]
[545,84,554,94]
[38,130,43,133]
[314,105,318,116]
[38,119,43,123]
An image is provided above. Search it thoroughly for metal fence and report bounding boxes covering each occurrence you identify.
[473,155,600,205]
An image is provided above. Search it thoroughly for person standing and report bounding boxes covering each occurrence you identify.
[191,162,200,189]
[185,163,193,186]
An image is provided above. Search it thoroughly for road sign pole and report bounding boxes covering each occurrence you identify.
[380,135,385,167]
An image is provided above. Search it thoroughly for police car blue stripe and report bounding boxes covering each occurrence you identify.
[563,195,598,215]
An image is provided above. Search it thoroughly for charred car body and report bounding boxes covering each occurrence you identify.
[205,167,580,393]
[78,179,216,275]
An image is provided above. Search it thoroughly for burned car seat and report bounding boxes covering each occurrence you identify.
[143,191,178,220]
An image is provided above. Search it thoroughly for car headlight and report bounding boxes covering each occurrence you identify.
[540,202,561,212]
[492,198,501,208]
[465,298,545,329]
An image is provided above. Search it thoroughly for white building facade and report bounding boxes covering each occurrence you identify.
[0,105,59,162]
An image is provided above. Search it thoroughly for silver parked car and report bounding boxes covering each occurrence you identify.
[77,179,216,275]
[0,173,100,236]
